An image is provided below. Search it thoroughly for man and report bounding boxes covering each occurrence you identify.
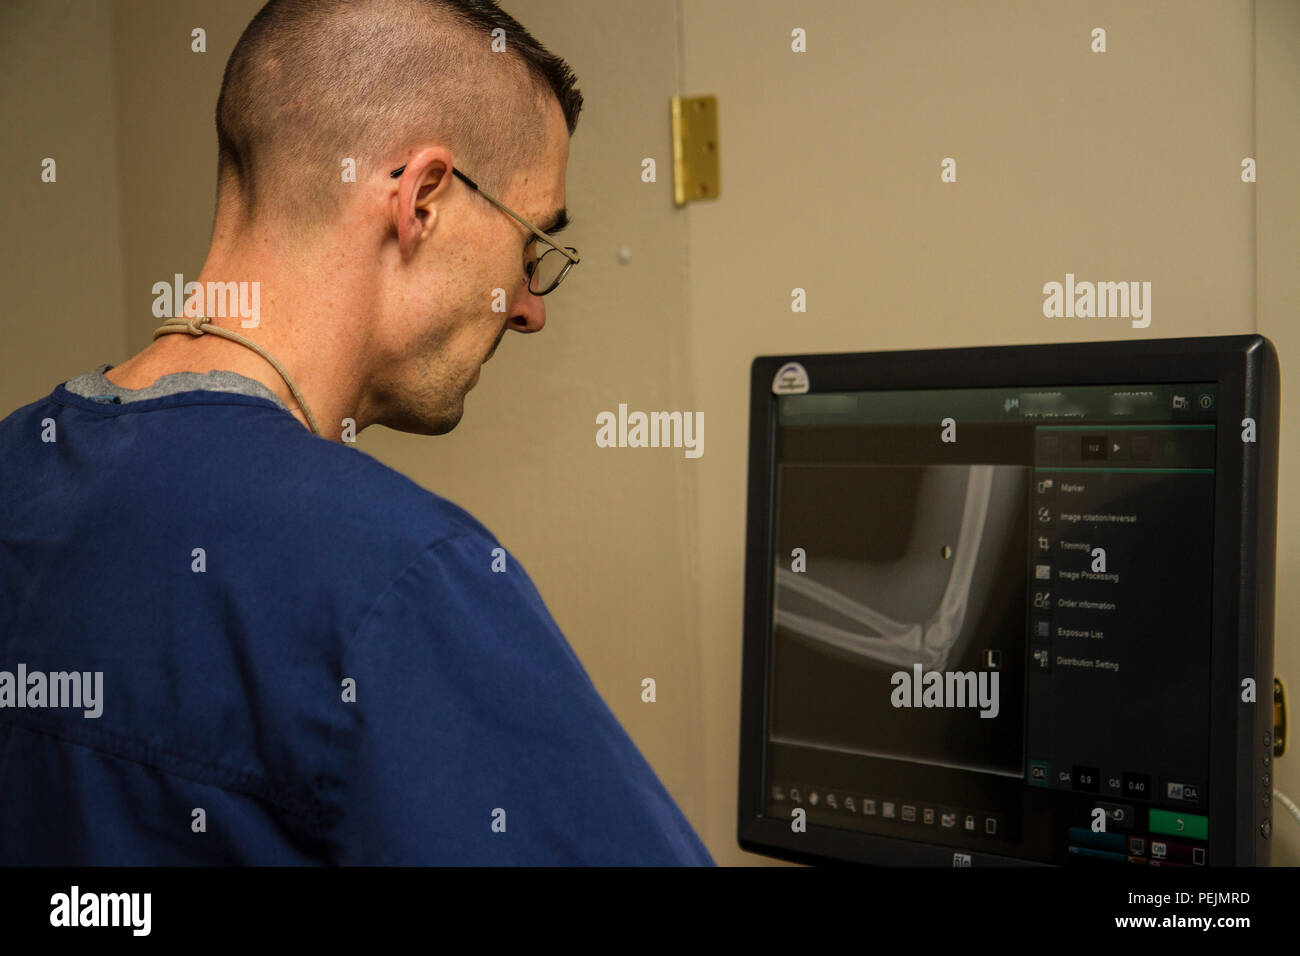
[0,0,713,865]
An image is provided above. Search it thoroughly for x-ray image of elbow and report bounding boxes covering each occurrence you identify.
[775,465,1016,673]
[769,463,1029,776]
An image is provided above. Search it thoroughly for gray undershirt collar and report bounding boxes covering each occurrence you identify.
[63,364,290,411]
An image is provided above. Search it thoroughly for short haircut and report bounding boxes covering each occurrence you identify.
[215,0,583,236]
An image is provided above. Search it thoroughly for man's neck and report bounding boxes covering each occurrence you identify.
[105,333,321,433]
[107,227,379,441]
[107,310,367,443]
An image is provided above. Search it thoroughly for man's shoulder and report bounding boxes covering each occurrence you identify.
[243,421,499,555]
[3,384,500,575]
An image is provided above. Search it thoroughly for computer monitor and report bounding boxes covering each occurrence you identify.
[738,335,1280,866]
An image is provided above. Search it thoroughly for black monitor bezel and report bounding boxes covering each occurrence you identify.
[737,334,1279,866]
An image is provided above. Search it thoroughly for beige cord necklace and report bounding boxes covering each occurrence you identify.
[153,314,321,435]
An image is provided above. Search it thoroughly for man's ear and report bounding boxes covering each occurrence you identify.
[392,147,456,260]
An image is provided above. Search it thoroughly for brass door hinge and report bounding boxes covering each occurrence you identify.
[671,95,719,206]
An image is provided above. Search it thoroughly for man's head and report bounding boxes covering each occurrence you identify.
[210,0,582,435]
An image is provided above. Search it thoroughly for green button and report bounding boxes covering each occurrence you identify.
[1028,761,1050,787]
[1149,808,1208,840]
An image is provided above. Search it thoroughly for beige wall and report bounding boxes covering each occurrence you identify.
[677,0,1298,864]
[0,0,126,403]
[1257,0,1300,862]
[1,0,1295,865]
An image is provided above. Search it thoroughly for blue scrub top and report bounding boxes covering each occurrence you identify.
[0,385,714,865]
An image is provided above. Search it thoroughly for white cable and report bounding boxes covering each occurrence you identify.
[1275,789,1300,827]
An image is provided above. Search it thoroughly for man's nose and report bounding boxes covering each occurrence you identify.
[509,286,547,333]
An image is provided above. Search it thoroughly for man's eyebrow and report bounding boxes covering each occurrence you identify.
[540,208,569,235]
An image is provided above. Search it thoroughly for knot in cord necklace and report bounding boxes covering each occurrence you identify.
[153,314,321,436]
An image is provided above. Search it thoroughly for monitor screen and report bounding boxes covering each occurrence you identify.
[738,337,1279,866]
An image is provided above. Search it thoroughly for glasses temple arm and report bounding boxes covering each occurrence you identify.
[390,163,579,265]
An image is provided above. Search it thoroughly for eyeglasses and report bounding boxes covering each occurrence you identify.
[390,164,579,296]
